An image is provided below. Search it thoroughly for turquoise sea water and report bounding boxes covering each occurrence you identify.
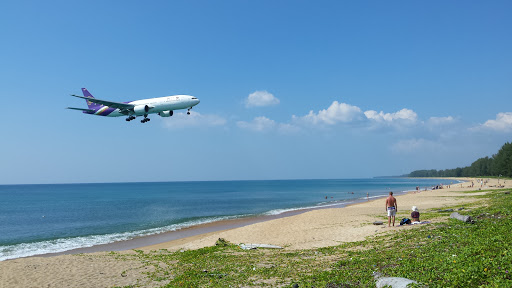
[0,178,454,260]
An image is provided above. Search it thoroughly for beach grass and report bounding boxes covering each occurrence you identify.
[108,189,512,287]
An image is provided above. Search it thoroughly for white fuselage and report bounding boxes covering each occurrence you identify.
[107,95,199,117]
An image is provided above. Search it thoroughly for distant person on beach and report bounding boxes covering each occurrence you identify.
[385,191,397,227]
[411,206,420,222]
[367,192,369,201]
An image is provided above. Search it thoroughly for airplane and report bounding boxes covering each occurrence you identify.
[67,88,200,123]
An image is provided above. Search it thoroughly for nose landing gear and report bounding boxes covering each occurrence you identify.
[187,107,192,115]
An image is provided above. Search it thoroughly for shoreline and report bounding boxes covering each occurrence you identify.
[136,177,475,252]
[133,178,469,252]
[9,178,460,260]
[40,183,430,258]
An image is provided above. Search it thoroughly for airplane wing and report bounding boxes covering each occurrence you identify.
[67,107,96,113]
[70,94,134,110]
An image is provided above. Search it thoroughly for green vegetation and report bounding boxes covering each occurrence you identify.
[110,190,512,287]
[407,142,512,178]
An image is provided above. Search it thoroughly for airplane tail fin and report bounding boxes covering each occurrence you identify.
[81,88,103,110]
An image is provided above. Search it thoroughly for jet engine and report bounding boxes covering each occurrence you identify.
[133,105,150,115]
[158,110,174,117]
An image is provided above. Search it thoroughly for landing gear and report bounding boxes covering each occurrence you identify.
[187,107,192,115]
[141,114,150,123]
[126,115,136,121]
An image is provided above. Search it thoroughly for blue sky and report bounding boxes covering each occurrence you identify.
[1,1,511,184]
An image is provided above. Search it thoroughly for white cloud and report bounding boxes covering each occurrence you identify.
[245,91,280,107]
[236,99,456,135]
[237,116,276,131]
[162,111,227,129]
[294,101,363,125]
[364,108,417,123]
[427,116,455,125]
[480,112,512,132]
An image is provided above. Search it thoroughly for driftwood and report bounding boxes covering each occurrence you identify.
[450,212,473,223]
[239,243,283,250]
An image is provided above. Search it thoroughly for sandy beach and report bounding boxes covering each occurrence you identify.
[1,177,509,288]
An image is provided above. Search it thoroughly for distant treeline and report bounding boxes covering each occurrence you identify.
[407,142,512,178]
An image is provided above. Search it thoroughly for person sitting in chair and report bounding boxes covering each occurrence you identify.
[411,206,420,222]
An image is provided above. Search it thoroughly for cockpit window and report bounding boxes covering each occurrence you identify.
[192,97,198,99]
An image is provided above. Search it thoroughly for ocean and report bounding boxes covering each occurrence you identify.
[0,178,454,261]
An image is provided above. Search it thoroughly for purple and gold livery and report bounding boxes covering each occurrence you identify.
[67,88,200,123]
